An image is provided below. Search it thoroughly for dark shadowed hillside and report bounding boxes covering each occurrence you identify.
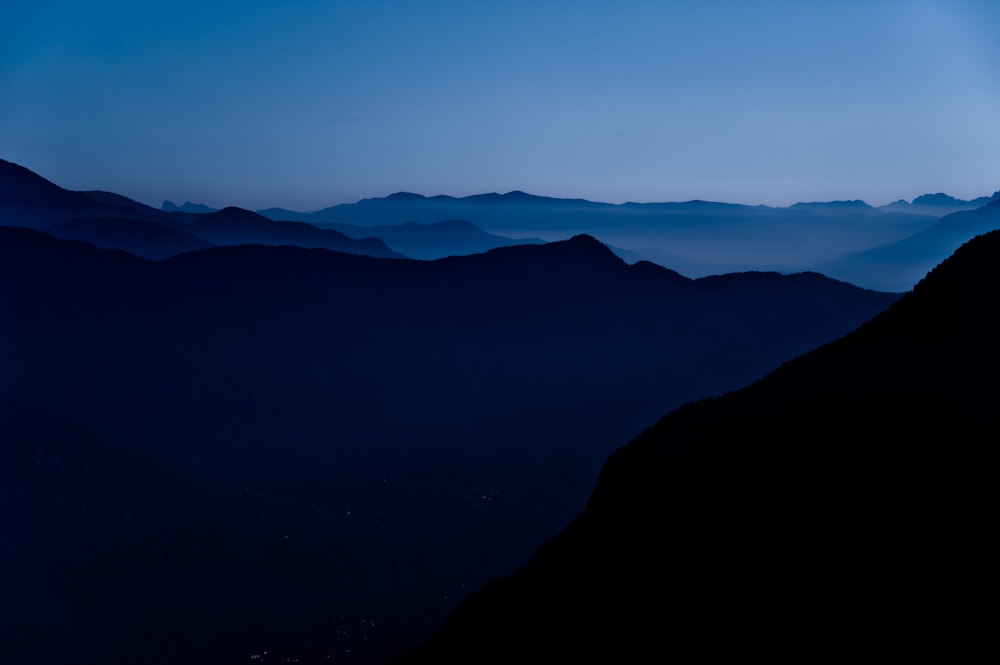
[0,159,159,229]
[395,230,1000,664]
[47,216,215,259]
[0,225,900,664]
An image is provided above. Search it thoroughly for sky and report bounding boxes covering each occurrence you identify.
[2,0,999,211]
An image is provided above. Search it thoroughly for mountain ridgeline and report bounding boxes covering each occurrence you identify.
[1,158,995,663]
[394,229,1000,663]
[0,159,403,260]
[0,224,899,663]
[257,186,1000,289]
[3,157,999,288]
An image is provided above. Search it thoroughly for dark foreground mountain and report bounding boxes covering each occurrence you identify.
[163,199,219,213]
[394,230,1000,664]
[0,227,899,664]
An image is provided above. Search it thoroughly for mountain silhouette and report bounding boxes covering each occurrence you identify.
[0,159,140,228]
[82,189,173,216]
[0,161,404,261]
[394,229,1000,663]
[790,199,877,213]
[7,159,995,284]
[46,216,215,259]
[316,219,543,260]
[187,206,405,258]
[0,225,900,664]
[879,190,1000,216]
[823,198,1000,291]
[258,188,944,278]
[162,199,219,213]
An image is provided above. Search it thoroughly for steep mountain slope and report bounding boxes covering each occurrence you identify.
[0,227,900,663]
[0,159,147,228]
[163,199,219,213]
[8,159,989,281]
[396,230,1000,663]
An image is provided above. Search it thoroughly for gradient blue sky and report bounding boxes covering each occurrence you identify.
[2,0,999,211]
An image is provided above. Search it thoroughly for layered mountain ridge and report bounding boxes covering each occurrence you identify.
[2,157,995,663]
[1,219,899,664]
[394,228,1000,663]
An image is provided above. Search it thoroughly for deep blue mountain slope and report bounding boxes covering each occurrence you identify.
[0,225,899,664]
[395,229,1000,664]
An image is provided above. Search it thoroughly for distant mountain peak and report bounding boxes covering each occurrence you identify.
[791,199,873,210]
[911,193,964,206]
[201,206,268,221]
[162,200,218,214]
[564,233,606,248]
[543,234,625,266]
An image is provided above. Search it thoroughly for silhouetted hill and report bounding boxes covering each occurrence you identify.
[0,160,214,261]
[7,160,983,284]
[47,216,215,259]
[395,230,1000,664]
[823,198,1000,291]
[0,161,401,260]
[163,199,219,213]
[0,226,899,664]
[878,190,1000,215]
[262,190,939,279]
[790,199,877,213]
[317,219,544,260]
[189,206,405,258]
[0,159,132,228]
[81,190,166,216]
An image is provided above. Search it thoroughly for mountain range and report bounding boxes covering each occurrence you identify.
[1,157,996,663]
[4,158,999,289]
[0,159,402,260]
[394,227,1000,663]
[254,183,1000,289]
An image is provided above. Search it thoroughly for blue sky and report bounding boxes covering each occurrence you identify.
[2,0,999,210]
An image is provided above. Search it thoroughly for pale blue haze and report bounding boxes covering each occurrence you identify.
[2,0,998,210]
